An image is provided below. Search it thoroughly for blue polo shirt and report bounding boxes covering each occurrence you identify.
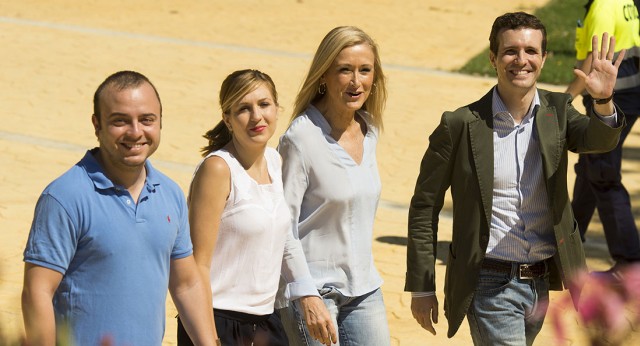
[24,149,192,346]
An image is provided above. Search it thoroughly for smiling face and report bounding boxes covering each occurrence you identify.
[320,43,375,115]
[225,83,278,149]
[490,28,547,94]
[92,81,161,176]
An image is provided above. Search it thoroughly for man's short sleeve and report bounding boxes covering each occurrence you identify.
[23,194,78,274]
[170,194,192,259]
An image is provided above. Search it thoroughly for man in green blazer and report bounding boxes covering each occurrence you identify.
[405,12,626,345]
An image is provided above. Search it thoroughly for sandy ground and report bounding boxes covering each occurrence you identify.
[2,0,640,344]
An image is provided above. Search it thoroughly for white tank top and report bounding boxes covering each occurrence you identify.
[194,147,291,315]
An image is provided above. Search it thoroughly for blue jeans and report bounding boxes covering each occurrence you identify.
[467,267,550,346]
[278,287,390,346]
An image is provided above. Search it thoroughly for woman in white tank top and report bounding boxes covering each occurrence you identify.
[177,69,290,346]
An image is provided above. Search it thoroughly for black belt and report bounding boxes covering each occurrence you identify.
[481,258,547,279]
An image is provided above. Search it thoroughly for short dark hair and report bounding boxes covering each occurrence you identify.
[489,12,547,55]
[92,70,162,120]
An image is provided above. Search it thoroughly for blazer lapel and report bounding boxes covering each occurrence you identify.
[535,101,561,180]
[468,96,495,228]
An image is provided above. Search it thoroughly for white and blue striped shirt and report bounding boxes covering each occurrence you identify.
[488,88,617,263]
[488,89,556,263]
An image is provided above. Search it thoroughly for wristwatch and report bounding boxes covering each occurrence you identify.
[593,93,614,104]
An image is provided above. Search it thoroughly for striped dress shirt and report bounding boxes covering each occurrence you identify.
[488,89,556,263]
[489,88,618,263]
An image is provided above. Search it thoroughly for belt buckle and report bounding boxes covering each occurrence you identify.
[518,263,534,280]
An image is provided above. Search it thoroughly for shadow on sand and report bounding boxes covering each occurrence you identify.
[376,233,620,268]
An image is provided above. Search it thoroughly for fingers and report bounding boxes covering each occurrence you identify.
[592,33,618,61]
[306,321,329,345]
[411,296,439,336]
[308,322,332,345]
[573,65,588,81]
[431,304,439,324]
[582,32,620,98]
[591,34,600,62]
[614,49,626,68]
[306,318,334,345]
[600,33,625,69]
[412,309,436,335]
[599,32,609,60]
[327,322,338,345]
[424,320,437,336]
[595,32,626,68]
[299,296,335,345]
[606,34,616,61]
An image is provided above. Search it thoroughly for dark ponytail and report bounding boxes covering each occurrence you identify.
[201,120,232,156]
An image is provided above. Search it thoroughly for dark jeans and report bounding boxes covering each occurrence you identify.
[177,309,289,346]
[572,113,640,262]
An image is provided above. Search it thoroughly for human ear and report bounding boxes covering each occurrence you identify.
[489,52,497,70]
[91,114,101,136]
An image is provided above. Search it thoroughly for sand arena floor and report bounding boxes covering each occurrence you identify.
[2,1,640,344]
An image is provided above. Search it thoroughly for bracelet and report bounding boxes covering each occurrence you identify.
[215,338,222,346]
[593,92,614,104]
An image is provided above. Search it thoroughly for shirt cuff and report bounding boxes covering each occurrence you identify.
[411,291,436,298]
[593,108,618,127]
[287,278,320,301]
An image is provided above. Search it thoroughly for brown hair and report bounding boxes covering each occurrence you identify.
[489,12,547,55]
[201,69,278,156]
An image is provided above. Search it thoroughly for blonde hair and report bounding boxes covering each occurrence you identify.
[202,69,278,156]
[291,26,387,130]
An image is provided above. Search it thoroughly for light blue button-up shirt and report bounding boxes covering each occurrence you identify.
[277,105,383,306]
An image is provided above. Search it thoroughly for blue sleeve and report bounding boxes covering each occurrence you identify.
[23,194,78,274]
[170,189,193,260]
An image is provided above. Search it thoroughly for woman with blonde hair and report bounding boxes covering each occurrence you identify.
[178,69,290,346]
[277,26,391,346]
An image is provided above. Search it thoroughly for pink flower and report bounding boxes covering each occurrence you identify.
[550,264,640,345]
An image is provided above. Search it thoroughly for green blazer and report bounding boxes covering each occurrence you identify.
[405,88,624,337]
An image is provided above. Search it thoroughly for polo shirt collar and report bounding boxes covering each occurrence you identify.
[82,148,159,192]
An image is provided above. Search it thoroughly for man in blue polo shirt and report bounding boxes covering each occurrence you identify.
[21,71,219,345]
[566,0,640,273]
